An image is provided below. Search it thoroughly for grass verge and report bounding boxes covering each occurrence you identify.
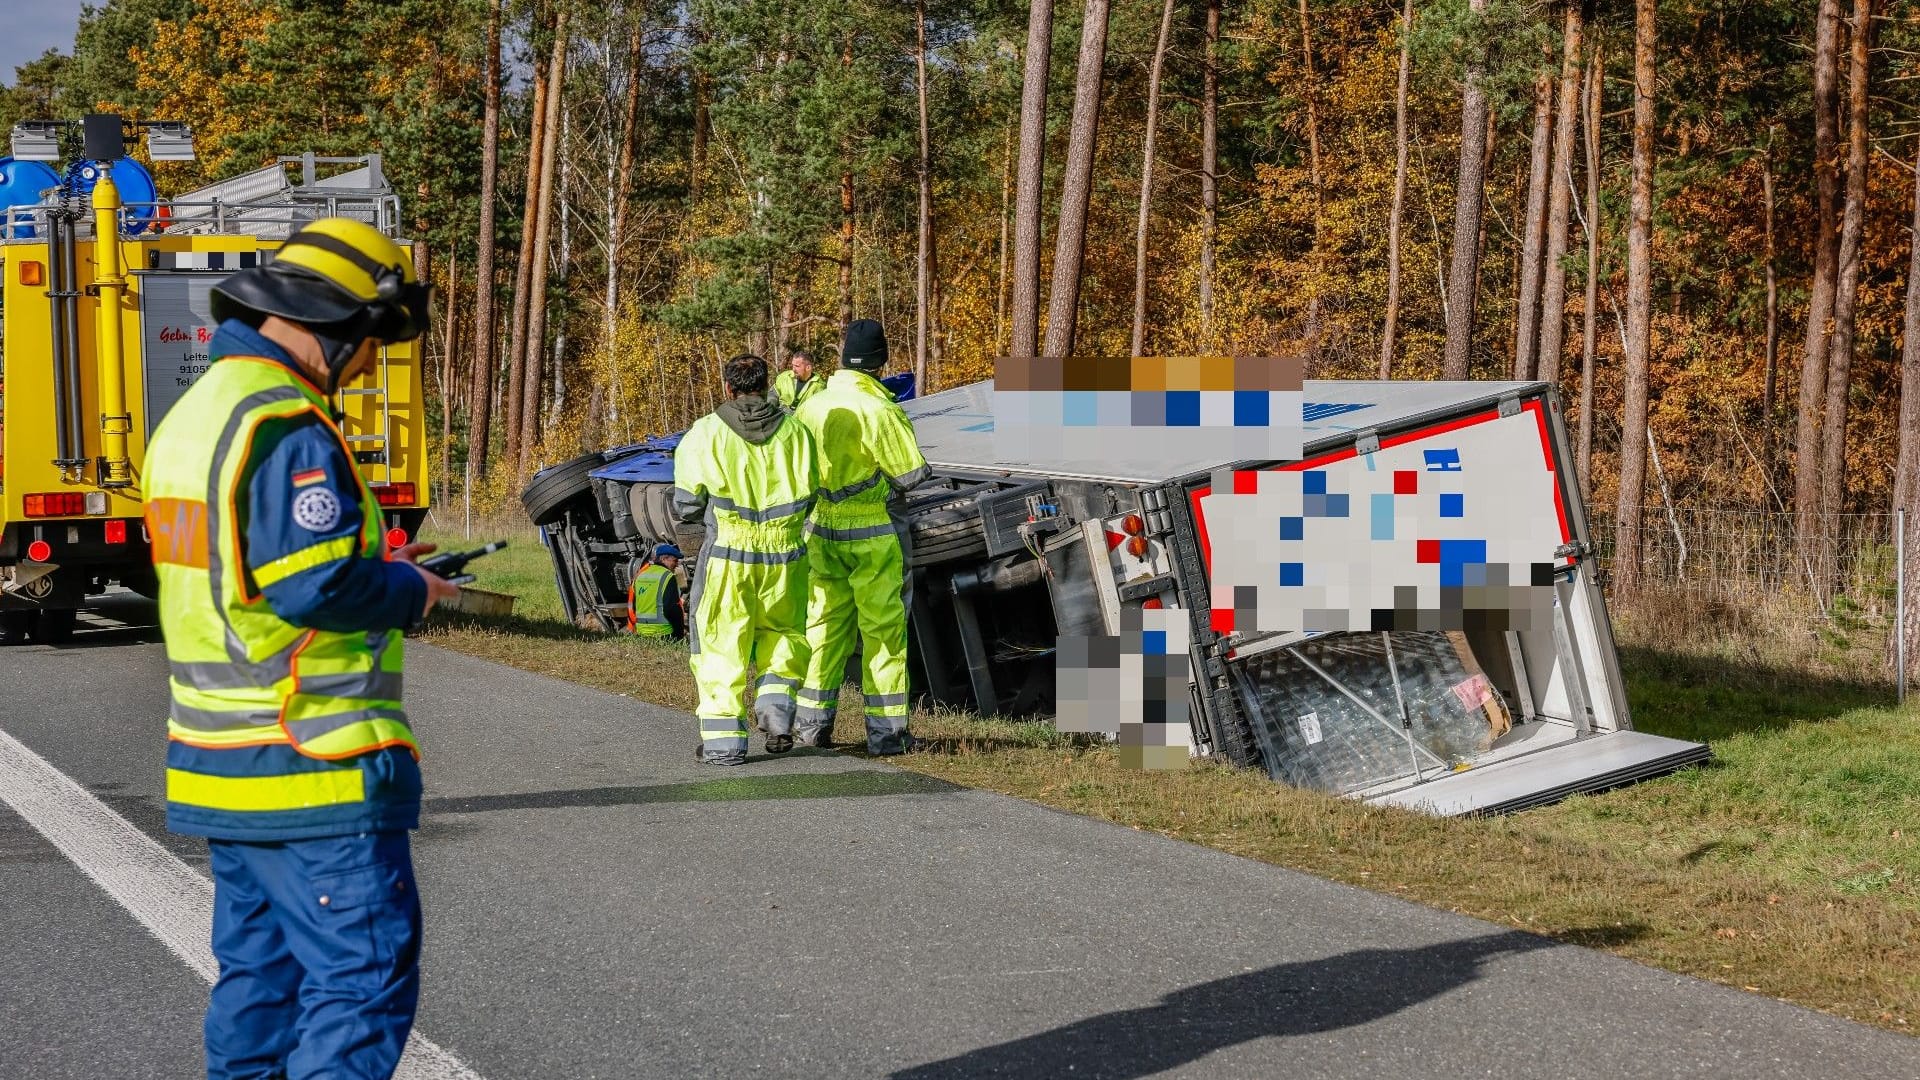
[421,527,1919,1034]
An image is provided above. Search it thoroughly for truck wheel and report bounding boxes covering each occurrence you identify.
[0,612,32,645]
[28,608,77,645]
[520,450,606,527]
[910,506,988,566]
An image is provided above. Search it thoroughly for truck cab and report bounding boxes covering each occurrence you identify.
[0,129,428,643]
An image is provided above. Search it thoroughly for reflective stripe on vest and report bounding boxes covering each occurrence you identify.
[629,562,674,637]
[145,356,417,790]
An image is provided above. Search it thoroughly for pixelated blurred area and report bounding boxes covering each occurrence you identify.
[1201,403,1565,636]
[1055,607,1194,770]
[992,356,1305,463]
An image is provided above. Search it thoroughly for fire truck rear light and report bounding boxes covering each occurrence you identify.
[84,491,109,515]
[19,260,44,286]
[372,483,416,507]
[1126,536,1150,558]
[1121,513,1144,535]
[25,540,51,563]
[385,527,408,549]
[23,492,86,517]
[105,520,128,544]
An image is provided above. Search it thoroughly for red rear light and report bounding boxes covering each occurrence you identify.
[1121,513,1144,535]
[25,540,51,562]
[385,527,408,549]
[372,483,417,508]
[104,519,128,544]
[23,492,86,517]
[1126,536,1150,558]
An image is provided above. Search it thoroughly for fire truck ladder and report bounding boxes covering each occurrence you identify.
[338,346,396,484]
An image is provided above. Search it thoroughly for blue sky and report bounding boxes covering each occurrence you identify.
[2,2,85,85]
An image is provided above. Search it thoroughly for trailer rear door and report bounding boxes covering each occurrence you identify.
[1186,390,1707,813]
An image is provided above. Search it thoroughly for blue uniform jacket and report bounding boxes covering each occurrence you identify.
[165,321,424,842]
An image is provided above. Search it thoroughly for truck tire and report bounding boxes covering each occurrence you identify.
[910,506,988,567]
[28,608,77,645]
[521,450,606,527]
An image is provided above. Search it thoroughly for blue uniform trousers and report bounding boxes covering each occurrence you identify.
[205,831,421,1080]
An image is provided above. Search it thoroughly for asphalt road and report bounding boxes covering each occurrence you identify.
[3,594,1917,1079]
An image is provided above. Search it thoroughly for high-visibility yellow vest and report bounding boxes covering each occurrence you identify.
[793,370,930,539]
[773,369,824,411]
[146,355,417,824]
[628,561,675,636]
[672,409,819,563]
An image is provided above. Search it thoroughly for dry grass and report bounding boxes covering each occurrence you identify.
[421,526,1919,1034]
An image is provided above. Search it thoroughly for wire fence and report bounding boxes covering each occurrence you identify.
[1590,505,1910,693]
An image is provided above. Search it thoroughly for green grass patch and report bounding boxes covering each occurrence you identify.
[421,523,1920,1034]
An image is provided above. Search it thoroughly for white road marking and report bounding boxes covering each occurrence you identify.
[0,727,483,1080]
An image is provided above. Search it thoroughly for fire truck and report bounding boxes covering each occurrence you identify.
[0,115,429,643]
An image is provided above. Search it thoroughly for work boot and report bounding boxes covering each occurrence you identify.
[765,732,794,755]
[795,727,833,750]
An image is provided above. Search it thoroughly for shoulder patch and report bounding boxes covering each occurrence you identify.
[292,467,327,488]
[291,487,343,532]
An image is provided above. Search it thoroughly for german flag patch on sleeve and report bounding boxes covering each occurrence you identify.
[292,467,328,489]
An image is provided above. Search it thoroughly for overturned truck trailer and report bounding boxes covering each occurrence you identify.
[525,378,1708,814]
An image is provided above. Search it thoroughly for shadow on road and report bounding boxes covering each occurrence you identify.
[891,928,1599,1080]
[425,768,958,815]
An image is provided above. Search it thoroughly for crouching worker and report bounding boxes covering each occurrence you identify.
[673,354,821,764]
[144,218,459,1079]
[627,543,686,640]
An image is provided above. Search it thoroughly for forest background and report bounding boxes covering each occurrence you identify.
[4,0,1918,676]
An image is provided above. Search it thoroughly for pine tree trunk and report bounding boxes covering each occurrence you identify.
[1442,0,1491,380]
[1043,0,1113,358]
[995,115,1013,354]
[1577,42,1600,496]
[1513,70,1554,381]
[1130,0,1177,358]
[1379,0,1412,379]
[1818,0,1873,549]
[1535,1,1586,387]
[1009,0,1054,358]
[1199,0,1220,350]
[1761,129,1778,474]
[468,0,502,482]
[838,37,856,331]
[441,249,457,508]
[548,106,573,429]
[915,0,933,388]
[503,20,551,472]
[1297,0,1323,359]
[1613,0,1656,589]
[1896,145,1920,687]
[1795,0,1843,571]
[518,8,569,477]
[605,23,644,442]
[691,26,709,204]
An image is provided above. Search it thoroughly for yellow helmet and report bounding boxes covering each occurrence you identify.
[211,216,431,344]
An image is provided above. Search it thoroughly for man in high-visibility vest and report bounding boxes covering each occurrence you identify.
[792,320,930,754]
[627,542,685,639]
[145,218,456,1079]
[771,348,824,412]
[674,354,820,763]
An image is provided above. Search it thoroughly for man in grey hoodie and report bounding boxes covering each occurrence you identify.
[672,355,822,764]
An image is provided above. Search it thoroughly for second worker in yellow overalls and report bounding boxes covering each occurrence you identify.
[674,355,820,763]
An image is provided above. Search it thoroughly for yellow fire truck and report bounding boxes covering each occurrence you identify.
[0,117,428,643]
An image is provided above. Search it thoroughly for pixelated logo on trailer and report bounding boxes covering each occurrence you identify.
[1202,408,1563,635]
[1055,607,1193,770]
[993,356,1306,464]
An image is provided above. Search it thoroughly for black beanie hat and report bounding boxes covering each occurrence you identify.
[841,319,888,371]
